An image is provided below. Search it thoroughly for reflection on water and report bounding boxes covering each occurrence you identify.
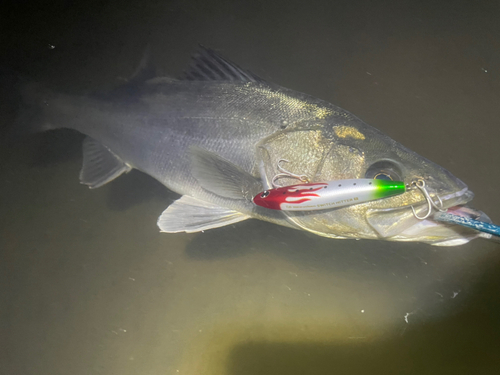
[1,0,500,374]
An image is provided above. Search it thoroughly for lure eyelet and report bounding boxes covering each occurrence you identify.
[260,190,270,198]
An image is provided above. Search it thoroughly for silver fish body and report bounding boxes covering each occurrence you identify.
[16,47,486,245]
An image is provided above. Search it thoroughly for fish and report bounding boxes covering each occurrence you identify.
[7,46,492,246]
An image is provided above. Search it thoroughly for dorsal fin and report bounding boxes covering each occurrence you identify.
[128,44,157,84]
[104,45,158,100]
[183,46,266,83]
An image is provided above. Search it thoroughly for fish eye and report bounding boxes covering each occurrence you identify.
[260,191,270,198]
[373,172,393,181]
[364,160,402,181]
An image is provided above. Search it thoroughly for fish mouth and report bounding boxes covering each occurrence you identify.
[430,186,474,212]
[366,187,485,245]
[438,187,472,207]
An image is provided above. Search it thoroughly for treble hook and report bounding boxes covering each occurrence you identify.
[272,159,310,188]
[410,179,446,220]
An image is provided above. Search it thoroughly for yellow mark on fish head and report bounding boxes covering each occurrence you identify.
[312,106,334,119]
[334,126,365,140]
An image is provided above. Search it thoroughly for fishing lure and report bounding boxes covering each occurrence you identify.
[253,179,406,211]
[434,211,500,238]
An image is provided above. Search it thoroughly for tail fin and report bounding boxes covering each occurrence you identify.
[0,68,51,144]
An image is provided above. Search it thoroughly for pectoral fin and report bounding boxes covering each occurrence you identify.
[80,137,131,188]
[157,195,250,233]
[190,147,262,200]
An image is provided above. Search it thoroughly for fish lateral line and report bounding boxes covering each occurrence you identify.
[253,179,406,211]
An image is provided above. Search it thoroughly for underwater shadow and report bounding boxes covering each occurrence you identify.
[183,217,482,274]
[184,218,498,320]
[28,129,84,167]
[23,128,178,211]
[105,169,178,211]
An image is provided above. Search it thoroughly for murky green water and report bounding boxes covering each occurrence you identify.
[1,1,500,374]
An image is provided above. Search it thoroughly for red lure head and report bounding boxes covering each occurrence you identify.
[253,183,327,210]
